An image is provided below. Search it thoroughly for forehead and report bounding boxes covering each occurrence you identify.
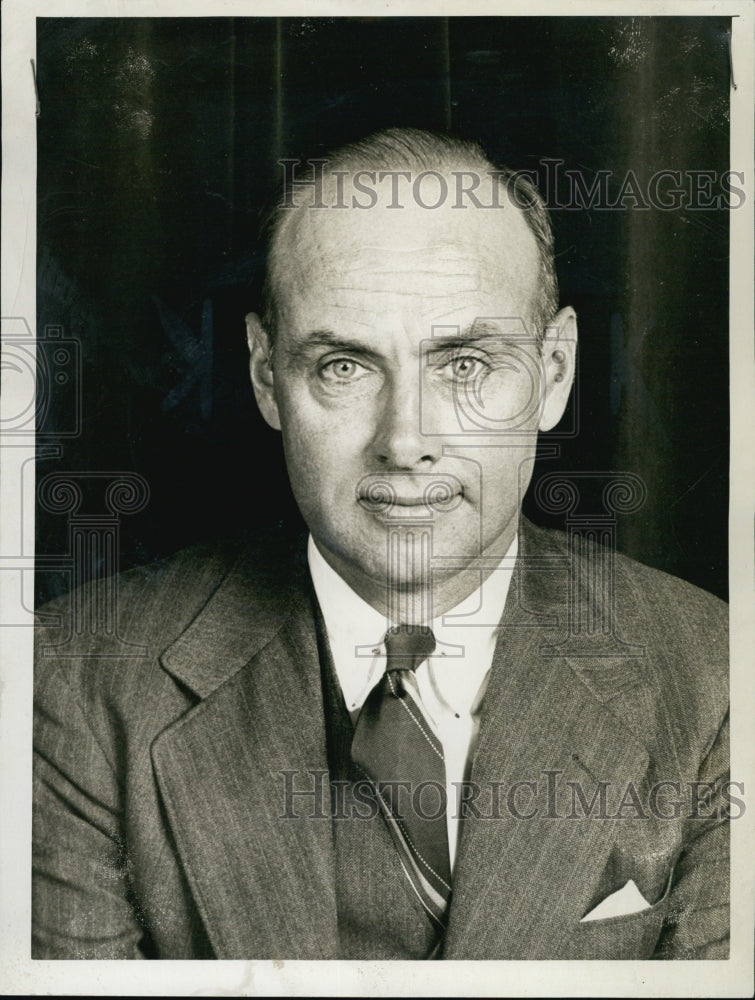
[274,179,540,328]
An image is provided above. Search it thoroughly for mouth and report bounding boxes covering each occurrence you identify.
[387,496,442,507]
[356,496,463,521]
[356,475,465,515]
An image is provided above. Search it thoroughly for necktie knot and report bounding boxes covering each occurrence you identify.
[384,624,436,673]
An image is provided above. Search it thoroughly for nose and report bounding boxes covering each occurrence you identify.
[371,368,440,469]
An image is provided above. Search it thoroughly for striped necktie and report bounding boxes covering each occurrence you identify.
[351,624,451,931]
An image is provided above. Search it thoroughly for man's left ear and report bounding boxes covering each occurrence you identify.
[539,307,578,432]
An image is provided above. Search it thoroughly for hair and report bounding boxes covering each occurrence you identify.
[262,127,559,348]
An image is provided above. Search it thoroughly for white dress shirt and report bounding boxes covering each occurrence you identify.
[307,534,517,871]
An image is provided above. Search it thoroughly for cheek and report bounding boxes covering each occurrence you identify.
[277,385,374,461]
[278,408,358,508]
[281,426,328,490]
[442,368,543,437]
[472,446,538,510]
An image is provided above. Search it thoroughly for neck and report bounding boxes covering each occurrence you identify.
[313,522,518,623]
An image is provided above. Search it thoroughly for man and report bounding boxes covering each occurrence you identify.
[33,128,729,960]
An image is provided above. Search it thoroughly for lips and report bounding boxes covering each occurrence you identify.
[387,495,445,507]
[356,472,465,514]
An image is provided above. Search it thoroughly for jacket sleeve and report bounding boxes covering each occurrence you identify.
[652,709,730,959]
[33,655,146,959]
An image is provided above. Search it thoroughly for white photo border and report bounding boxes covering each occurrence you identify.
[2,1,753,996]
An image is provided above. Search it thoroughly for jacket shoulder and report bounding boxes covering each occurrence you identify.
[34,530,306,729]
[523,518,727,637]
[35,538,240,661]
[523,519,728,761]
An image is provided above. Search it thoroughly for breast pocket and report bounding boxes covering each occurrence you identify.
[573,867,675,959]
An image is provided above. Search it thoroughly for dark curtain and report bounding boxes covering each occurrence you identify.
[36,16,730,602]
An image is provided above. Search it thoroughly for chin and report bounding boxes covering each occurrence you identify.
[336,549,425,591]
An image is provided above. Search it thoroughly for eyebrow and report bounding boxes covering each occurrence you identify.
[297,320,514,344]
[297,329,366,350]
[427,322,502,347]
[426,319,532,348]
[285,320,529,359]
[280,329,386,364]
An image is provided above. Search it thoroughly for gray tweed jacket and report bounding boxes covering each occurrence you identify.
[32,517,729,959]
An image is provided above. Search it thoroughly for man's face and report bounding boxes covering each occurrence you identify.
[249,177,574,610]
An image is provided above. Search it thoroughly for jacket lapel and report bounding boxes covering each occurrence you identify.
[151,537,339,959]
[444,520,652,959]
[147,520,657,959]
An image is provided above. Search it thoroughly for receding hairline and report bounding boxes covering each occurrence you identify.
[262,128,559,345]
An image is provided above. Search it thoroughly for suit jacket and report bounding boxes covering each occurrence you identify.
[32,517,729,960]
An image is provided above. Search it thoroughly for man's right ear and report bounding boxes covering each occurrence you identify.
[245,312,281,431]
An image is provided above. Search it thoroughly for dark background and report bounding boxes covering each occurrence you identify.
[36,16,731,603]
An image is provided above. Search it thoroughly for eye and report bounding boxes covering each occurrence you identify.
[319,357,368,383]
[447,355,487,380]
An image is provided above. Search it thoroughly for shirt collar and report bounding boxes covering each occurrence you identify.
[308,534,518,715]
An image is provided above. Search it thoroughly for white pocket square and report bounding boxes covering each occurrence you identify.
[580,879,652,922]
